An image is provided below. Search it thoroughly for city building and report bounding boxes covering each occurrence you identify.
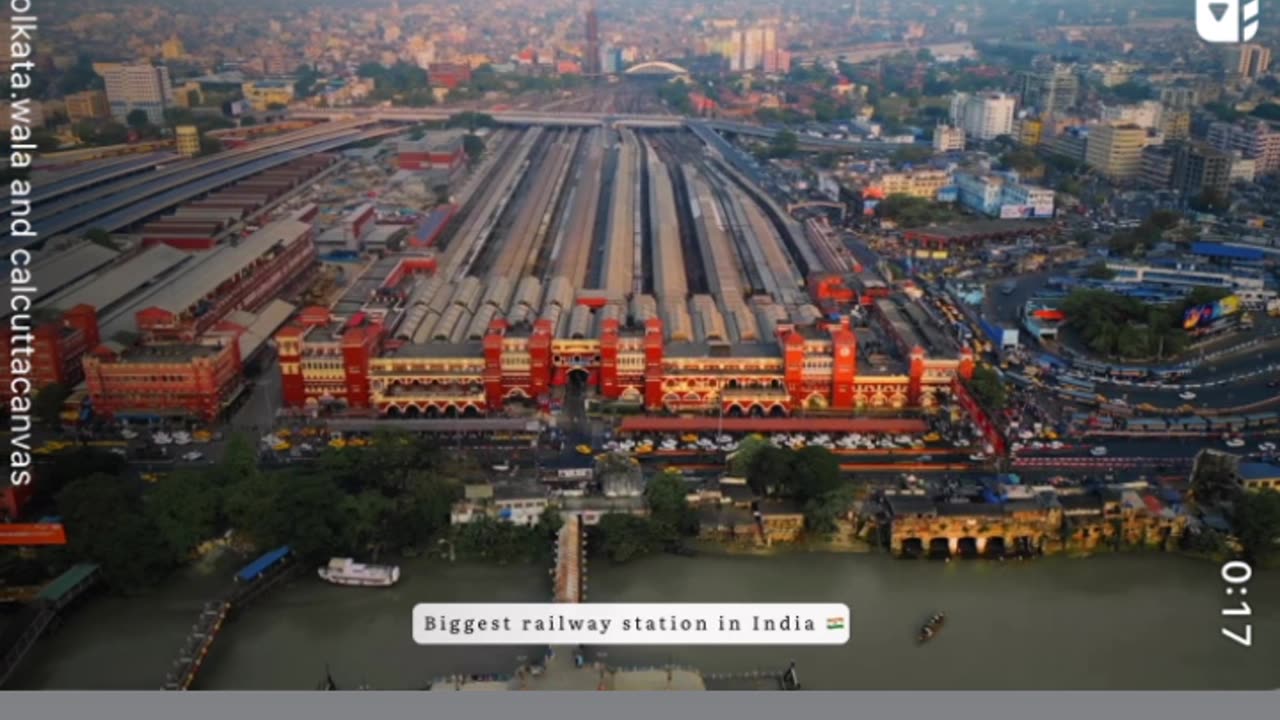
[65,89,110,123]
[722,26,785,73]
[584,6,601,75]
[871,169,953,200]
[161,35,186,60]
[1233,44,1272,79]
[1048,126,1089,164]
[954,172,1055,218]
[1100,101,1162,130]
[1160,109,1191,141]
[1084,123,1146,181]
[428,63,472,90]
[1230,154,1256,184]
[0,304,99,396]
[949,92,1016,141]
[94,62,174,124]
[133,218,316,343]
[175,125,200,157]
[1019,64,1078,115]
[83,338,245,423]
[931,125,965,152]
[1105,260,1271,297]
[1171,142,1232,199]
[276,306,977,419]
[397,130,467,173]
[1140,144,1177,189]
[1086,61,1138,88]
[1012,116,1043,147]
[241,80,296,111]
[1207,121,1280,176]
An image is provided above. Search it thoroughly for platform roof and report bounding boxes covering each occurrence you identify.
[28,242,120,303]
[137,218,310,315]
[618,417,929,434]
[46,245,192,315]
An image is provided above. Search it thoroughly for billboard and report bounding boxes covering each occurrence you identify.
[999,204,1035,219]
[936,186,959,203]
[0,523,68,546]
[1030,200,1055,217]
[862,199,880,216]
[1183,295,1242,330]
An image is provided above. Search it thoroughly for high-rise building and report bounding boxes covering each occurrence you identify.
[727,30,744,71]
[585,6,600,75]
[932,125,965,152]
[1140,145,1176,189]
[743,27,764,71]
[1100,101,1162,130]
[1013,116,1043,146]
[949,92,1016,141]
[1233,44,1272,79]
[1159,85,1199,110]
[1084,123,1146,181]
[1019,64,1078,114]
[94,62,173,124]
[65,89,110,123]
[1171,142,1232,199]
[1208,121,1280,175]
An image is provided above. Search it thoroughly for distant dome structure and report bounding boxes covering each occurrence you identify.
[623,61,691,77]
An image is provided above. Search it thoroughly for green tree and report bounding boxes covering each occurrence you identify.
[227,470,355,560]
[1232,489,1280,564]
[804,484,858,539]
[746,445,792,496]
[32,383,70,428]
[969,364,1007,410]
[595,513,656,564]
[645,469,697,545]
[727,434,770,477]
[145,470,219,561]
[787,446,841,502]
[58,474,175,588]
[766,130,798,159]
[125,109,150,129]
[1083,261,1114,280]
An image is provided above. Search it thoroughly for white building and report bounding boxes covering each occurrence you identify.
[932,125,965,152]
[954,171,1055,218]
[949,92,1016,141]
[1230,154,1256,183]
[1100,100,1163,130]
[94,62,174,124]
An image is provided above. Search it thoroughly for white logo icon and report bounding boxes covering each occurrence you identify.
[1196,0,1260,42]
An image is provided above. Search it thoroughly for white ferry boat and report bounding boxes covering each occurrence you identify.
[317,558,401,587]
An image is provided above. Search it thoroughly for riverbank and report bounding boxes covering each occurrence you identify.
[9,552,1276,690]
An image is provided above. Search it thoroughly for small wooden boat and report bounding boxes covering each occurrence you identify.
[917,612,945,644]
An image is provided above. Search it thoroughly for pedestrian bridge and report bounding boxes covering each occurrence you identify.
[553,515,585,604]
[0,564,101,688]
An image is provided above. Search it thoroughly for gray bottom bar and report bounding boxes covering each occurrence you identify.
[4,691,1278,720]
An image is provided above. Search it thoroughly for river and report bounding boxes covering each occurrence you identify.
[8,552,1277,690]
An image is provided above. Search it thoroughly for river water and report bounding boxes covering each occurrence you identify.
[9,552,1278,690]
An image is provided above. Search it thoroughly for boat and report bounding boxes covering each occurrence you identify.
[917,612,946,644]
[318,557,401,587]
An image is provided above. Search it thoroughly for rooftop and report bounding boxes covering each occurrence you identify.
[45,245,192,315]
[137,218,311,316]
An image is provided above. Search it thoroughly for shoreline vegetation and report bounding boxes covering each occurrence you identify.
[6,431,1277,595]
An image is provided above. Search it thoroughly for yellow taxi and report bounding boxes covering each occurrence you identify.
[575,444,593,455]
[273,440,292,452]
[328,437,347,450]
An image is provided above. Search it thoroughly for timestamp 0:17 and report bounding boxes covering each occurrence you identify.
[1220,560,1253,647]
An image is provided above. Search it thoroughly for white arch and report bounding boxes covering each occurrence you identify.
[624,61,690,76]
